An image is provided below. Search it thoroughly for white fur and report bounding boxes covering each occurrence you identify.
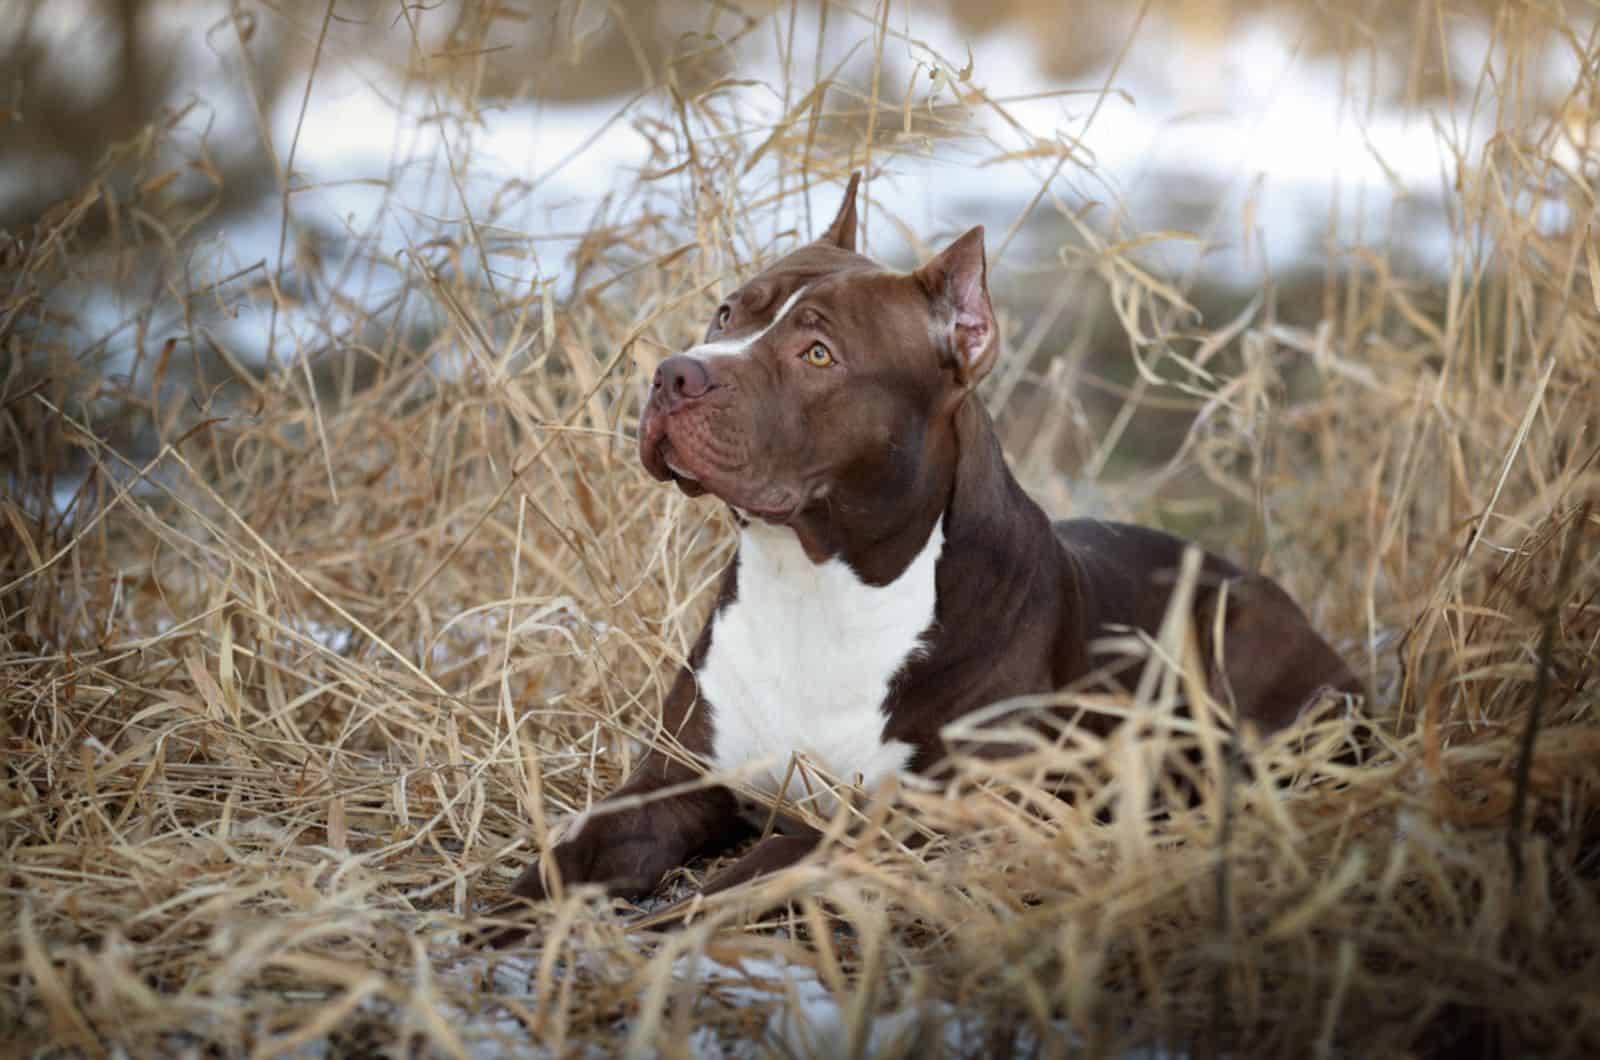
[698,517,945,819]
[685,286,810,361]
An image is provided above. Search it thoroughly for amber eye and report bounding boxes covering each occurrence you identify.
[715,305,731,329]
[801,342,834,368]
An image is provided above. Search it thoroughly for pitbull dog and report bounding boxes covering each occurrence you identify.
[477,175,1356,945]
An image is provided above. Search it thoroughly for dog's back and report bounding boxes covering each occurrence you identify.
[1053,518,1357,730]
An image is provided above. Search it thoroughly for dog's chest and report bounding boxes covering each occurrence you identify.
[697,520,944,815]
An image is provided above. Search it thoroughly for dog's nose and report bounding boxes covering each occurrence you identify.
[652,355,712,407]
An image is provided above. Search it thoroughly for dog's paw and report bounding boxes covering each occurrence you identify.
[462,899,545,950]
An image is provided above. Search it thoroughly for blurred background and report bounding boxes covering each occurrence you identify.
[6,0,1587,470]
[6,0,1589,510]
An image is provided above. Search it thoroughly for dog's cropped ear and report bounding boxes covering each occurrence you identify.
[914,225,998,388]
[817,172,861,251]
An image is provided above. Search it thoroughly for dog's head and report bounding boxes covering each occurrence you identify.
[638,174,999,565]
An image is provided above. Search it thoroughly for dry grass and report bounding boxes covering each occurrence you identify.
[3,1,1599,1056]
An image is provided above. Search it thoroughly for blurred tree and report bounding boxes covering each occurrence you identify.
[0,0,290,233]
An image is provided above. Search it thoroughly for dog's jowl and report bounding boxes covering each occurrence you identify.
[476,173,1357,945]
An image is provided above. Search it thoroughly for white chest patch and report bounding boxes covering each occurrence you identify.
[698,517,944,819]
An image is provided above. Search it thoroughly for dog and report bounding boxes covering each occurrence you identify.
[475,174,1357,945]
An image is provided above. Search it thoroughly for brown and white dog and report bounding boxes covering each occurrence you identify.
[476,174,1356,945]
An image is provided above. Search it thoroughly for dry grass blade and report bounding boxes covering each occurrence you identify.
[3,0,1599,1057]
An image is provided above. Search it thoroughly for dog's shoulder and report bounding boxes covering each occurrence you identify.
[1050,518,1247,630]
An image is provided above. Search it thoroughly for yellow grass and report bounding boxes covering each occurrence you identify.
[2,1,1597,1056]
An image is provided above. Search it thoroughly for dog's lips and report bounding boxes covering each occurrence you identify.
[639,406,707,496]
[734,498,802,524]
[664,456,698,483]
[640,415,803,519]
[638,405,677,481]
[644,426,703,491]
[658,442,707,497]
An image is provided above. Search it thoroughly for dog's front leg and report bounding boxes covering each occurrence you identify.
[473,754,742,948]
[474,634,746,947]
[699,832,819,896]
[515,756,745,904]
[626,830,821,932]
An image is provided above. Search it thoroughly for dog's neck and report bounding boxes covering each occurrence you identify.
[772,393,1041,588]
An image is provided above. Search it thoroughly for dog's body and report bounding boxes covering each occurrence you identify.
[479,176,1356,943]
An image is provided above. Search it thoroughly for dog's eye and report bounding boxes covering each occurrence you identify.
[715,306,731,330]
[801,343,834,368]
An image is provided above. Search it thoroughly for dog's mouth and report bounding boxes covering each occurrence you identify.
[654,439,707,498]
[643,428,804,524]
